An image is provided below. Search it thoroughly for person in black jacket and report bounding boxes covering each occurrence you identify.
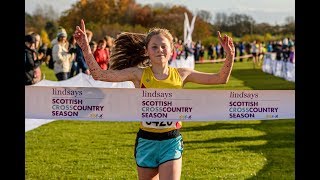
[74,29,93,75]
[25,34,42,85]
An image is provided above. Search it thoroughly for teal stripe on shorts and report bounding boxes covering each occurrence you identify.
[135,135,183,168]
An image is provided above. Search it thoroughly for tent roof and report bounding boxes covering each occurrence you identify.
[33,72,135,88]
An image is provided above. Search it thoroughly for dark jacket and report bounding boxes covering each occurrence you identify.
[75,44,89,73]
[25,45,41,85]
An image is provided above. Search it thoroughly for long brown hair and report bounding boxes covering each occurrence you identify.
[109,28,174,70]
[108,32,149,70]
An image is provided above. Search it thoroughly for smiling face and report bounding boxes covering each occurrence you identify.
[145,28,174,66]
[146,34,173,65]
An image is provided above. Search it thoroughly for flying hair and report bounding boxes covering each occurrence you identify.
[109,28,174,70]
[109,32,149,70]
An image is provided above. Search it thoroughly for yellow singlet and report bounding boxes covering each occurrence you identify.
[139,66,183,133]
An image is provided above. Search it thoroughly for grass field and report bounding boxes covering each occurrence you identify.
[26,60,295,179]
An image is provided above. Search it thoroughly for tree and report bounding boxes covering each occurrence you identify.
[133,5,153,27]
[196,10,212,23]
[44,21,59,42]
[282,16,295,35]
[25,4,59,39]
[33,4,59,21]
[255,23,274,35]
[25,0,295,46]
[40,29,51,46]
[226,13,255,37]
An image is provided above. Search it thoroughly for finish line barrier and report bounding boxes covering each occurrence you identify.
[25,86,294,121]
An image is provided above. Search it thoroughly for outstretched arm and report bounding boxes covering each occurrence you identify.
[73,19,139,83]
[180,31,235,85]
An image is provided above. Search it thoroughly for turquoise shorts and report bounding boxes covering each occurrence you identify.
[134,134,184,168]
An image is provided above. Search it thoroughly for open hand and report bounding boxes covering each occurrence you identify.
[73,19,89,50]
[217,31,235,56]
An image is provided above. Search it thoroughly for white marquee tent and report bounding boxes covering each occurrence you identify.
[25,73,135,132]
[35,72,135,88]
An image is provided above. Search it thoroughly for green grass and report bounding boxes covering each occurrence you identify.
[26,61,295,179]
[41,63,58,81]
[184,62,295,90]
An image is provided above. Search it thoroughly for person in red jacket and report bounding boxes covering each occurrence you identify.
[93,39,110,70]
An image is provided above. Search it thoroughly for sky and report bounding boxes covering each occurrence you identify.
[25,0,295,25]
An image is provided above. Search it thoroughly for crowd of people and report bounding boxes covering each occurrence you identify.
[25,25,294,85]
[25,26,114,84]
[178,38,294,61]
[166,36,295,71]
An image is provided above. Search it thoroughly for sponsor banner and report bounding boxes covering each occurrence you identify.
[25,86,294,121]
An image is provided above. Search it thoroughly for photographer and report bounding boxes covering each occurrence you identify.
[25,34,42,85]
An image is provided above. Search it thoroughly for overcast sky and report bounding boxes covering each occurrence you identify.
[25,0,295,25]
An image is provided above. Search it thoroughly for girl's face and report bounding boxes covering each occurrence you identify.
[146,34,173,65]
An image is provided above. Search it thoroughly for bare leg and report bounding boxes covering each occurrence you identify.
[137,166,159,180]
[259,54,264,66]
[158,158,182,180]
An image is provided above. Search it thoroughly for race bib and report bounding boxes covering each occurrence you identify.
[141,121,178,129]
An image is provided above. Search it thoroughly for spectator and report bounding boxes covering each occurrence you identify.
[169,37,178,64]
[251,40,258,65]
[52,31,75,81]
[25,34,42,85]
[47,26,69,70]
[289,46,295,63]
[207,43,215,60]
[282,46,290,62]
[104,35,114,52]
[93,39,110,70]
[30,32,46,82]
[194,40,201,61]
[275,42,283,61]
[257,41,265,66]
[267,41,273,52]
[216,43,222,59]
[175,39,184,60]
[51,26,68,49]
[183,42,194,59]
[89,41,97,53]
[68,36,78,78]
[238,41,245,62]
[199,45,205,62]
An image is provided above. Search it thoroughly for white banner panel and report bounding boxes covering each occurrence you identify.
[169,56,195,69]
[25,86,295,121]
[262,53,295,82]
